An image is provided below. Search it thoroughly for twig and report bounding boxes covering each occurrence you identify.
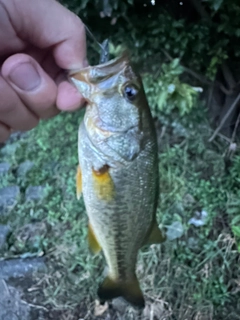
[161,49,232,95]
[207,84,214,111]
[209,93,240,142]
[182,67,233,95]
[161,49,210,84]
[230,110,240,143]
[161,48,173,61]
[183,66,211,85]
[21,300,49,311]
[215,132,232,144]
[190,0,237,94]
[218,83,233,96]
[221,62,236,91]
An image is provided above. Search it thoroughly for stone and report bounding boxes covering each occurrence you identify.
[0,257,46,280]
[0,162,11,175]
[17,161,34,177]
[8,131,28,142]
[0,225,11,251]
[0,279,30,320]
[111,298,128,314]
[0,186,20,216]
[25,186,46,201]
[0,143,19,157]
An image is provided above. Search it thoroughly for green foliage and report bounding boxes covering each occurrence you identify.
[143,58,201,116]
[1,0,240,317]
[61,0,240,84]
[226,155,240,252]
[109,41,200,117]
[1,104,240,317]
[208,0,224,11]
[62,0,132,16]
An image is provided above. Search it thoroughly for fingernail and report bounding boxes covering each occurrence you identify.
[9,62,41,91]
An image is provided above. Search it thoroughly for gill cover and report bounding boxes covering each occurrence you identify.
[69,53,143,133]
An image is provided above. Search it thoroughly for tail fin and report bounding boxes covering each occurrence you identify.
[97,275,145,309]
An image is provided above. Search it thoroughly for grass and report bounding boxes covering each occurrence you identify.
[0,103,240,319]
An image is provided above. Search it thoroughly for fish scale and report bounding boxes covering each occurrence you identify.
[70,53,166,308]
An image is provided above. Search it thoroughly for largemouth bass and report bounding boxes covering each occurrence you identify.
[70,53,165,309]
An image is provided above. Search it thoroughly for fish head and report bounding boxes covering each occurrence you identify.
[70,53,149,133]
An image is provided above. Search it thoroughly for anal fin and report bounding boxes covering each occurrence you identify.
[76,165,82,200]
[97,275,145,309]
[88,222,101,254]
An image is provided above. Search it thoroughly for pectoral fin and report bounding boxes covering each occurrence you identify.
[92,165,115,201]
[76,165,82,200]
[88,223,101,254]
[97,275,145,309]
[143,220,166,246]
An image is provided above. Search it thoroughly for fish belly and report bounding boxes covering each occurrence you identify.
[79,123,157,280]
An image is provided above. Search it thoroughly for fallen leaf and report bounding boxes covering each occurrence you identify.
[94,300,108,316]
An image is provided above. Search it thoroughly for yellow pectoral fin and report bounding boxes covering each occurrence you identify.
[143,220,166,246]
[76,165,82,200]
[97,275,145,309]
[88,223,101,254]
[92,165,115,202]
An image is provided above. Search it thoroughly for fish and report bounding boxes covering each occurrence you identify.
[70,52,165,309]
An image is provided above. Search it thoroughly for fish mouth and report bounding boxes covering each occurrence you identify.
[69,52,129,83]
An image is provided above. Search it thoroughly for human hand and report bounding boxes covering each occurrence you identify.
[0,0,87,142]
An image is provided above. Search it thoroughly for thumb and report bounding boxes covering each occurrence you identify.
[1,0,87,70]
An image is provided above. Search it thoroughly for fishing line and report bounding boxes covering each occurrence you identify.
[84,24,105,51]
[84,24,109,63]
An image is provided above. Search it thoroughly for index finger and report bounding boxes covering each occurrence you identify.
[1,0,86,70]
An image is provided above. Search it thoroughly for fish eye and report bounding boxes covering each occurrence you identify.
[123,84,138,102]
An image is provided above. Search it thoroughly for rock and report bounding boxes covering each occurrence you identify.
[111,298,128,314]
[17,161,34,177]
[0,186,20,216]
[0,162,11,175]
[0,143,19,157]
[25,186,46,201]
[0,225,11,251]
[8,131,28,143]
[0,257,46,280]
[0,186,20,201]
[0,279,30,320]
